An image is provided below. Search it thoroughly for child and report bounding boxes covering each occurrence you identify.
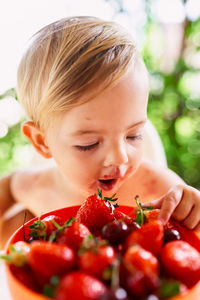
[0,16,200,246]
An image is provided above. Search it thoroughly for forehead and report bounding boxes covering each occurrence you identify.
[49,61,149,135]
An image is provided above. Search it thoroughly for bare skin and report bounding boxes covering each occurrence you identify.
[0,159,183,247]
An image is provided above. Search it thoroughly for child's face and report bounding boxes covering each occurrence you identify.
[45,63,149,196]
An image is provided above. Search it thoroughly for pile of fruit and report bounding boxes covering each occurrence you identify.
[2,190,200,300]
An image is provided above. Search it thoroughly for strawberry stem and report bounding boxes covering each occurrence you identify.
[48,217,75,242]
[28,218,47,240]
[133,195,153,226]
[110,255,121,290]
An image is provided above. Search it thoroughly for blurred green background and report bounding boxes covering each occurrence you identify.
[0,0,200,189]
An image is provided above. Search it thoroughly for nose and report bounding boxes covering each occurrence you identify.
[103,141,129,167]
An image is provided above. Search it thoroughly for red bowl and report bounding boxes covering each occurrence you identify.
[4,205,200,300]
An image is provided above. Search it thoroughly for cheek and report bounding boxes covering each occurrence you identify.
[129,142,144,163]
[54,148,99,178]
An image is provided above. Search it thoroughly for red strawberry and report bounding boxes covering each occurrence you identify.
[76,189,118,232]
[145,209,177,231]
[122,245,159,297]
[10,264,40,292]
[125,220,164,256]
[55,271,108,300]
[3,241,31,267]
[56,221,91,251]
[123,245,159,278]
[161,240,200,287]
[28,215,64,240]
[144,209,160,223]
[78,244,116,278]
[28,241,76,282]
[2,242,39,292]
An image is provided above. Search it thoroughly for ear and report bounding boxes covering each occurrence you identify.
[21,121,52,158]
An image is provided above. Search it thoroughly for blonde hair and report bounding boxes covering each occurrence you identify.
[17,16,138,130]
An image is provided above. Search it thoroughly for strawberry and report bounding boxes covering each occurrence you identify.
[122,245,159,297]
[28,241,76,282]
[28,215,64,240]
[1,241,30,267]
[1,242,39,291]
[75,189,118,232]
[10,264,40,292]
[55,271,108,300]
[145,209,177,231]
[144,209,160,223]
[78,244,116,279]
[172,221,200,251]
[161,240,200,287]
[56,221,91,251]
[123,245,159,279]
[125,220,164,256]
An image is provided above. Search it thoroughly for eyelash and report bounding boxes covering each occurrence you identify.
[75,135,143,152]
[75,142,99,151]
[128,134,143,141]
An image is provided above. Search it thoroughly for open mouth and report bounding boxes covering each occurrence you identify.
[97,178,118,191]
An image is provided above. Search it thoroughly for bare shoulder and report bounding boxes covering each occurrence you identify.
[137,160,184,183]
[118,160,184,205]
[136,160,183,184]
[10,167,54,202]
[134,160,184,198]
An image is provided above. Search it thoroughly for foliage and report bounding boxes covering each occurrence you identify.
[0,122,31,175]
[0,0,200,189]
[144,17,200,189]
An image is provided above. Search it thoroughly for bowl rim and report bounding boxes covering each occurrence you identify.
[4,205,200,300]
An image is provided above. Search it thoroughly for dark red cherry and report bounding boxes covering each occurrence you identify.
[163,229,181,244]
[102,220,129,245]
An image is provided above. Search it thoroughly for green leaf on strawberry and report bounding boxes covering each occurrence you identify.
[78,234,107,256]
[43,276,60,298]
[0,242,29,267]
[95,189,119,214]
[49,217,75,242]
[76,189,119,232]
[28,218,47,240]
[159,279,180,299]
[28,215,66,242]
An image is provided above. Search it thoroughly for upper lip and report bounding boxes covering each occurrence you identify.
[99,169,125,180]
[99,174,121,180]
[98,177,118,181]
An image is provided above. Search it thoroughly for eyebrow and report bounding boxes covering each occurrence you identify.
[71,119,147,136]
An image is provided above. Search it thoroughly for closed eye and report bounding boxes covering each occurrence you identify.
[127,134,143,141]
[75,142,99,151]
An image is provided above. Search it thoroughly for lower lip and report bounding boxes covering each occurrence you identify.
[97,179,118,191]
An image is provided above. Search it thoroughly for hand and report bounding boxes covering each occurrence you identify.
[146,184,200,233]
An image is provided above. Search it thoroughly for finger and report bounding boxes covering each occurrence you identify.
[182,204,200,230]
[172,195,193,222]
[159,186,183,224]
[142,198,164,209]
